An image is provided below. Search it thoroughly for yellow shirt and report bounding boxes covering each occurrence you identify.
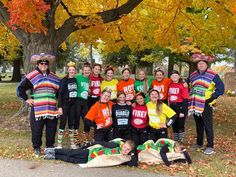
[101,79,118,100]
[146,102,176,129]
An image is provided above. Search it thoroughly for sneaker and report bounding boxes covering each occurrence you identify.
[191,144,204,152]
[70,144,77,149]
[44,148,55,155]
[55,144,62,149]
[34,148,41,155]
[44,154,55,160]
[203,147,215,155]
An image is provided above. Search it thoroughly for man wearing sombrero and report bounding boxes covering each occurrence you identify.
[188,53,224,155]
[17,53,60,156]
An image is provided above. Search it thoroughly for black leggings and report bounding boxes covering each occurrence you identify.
[131,127,148,145]
[113,128,131,140]
[59,100,76,129]
[170,103,186,133]
[76,98,90,132]
[55,149,89,164]
[148,127,168,142]
[94,127,112,142]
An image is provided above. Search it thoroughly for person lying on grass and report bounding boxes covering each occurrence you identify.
[137,138,192,167]
[44,139,138,167]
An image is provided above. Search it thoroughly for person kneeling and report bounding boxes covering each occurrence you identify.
[44,140,138,167]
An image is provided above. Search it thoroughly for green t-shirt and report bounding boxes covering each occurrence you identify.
[75,74,90,99]
[134,79,152,103]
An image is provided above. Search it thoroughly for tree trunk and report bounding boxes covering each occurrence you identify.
[89,44,95,66]
[188,62,197,76]
[168,56,174,77]
[22,34,57,74]
[11,58,22,82]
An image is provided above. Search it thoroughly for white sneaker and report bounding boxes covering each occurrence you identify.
[70,144,77,149]
[55,144,62,149]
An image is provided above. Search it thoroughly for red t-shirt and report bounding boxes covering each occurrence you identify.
[117,78,135,101]
[168,82,189,103]
[89,74,103,97]
[151,78,172,100]
[131,105,148,129]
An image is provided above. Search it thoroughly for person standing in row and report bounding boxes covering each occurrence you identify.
[85,90,113,142]
[117,68,135,105]
[147,89,177,142]
[134,69,152,103]
[112,92,132,140]
[101,67,118,102]
[168,70,189,143]
[88,64,103,109]
[17,53,60,156]
[150,69,172,104]
[189,53,224,155]
[131,92,149,145]
[75,63,91,144]
[56,61,77,149]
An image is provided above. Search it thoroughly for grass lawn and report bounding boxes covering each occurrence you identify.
[0,82,235,176]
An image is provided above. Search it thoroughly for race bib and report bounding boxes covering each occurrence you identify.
[159,93,164,99]
[93,88,100,95]
[69,91,77,98]
[134,119,143,125]
[117,119,128,125]
[105,117,112,126]
[81,91,88,99]
[170,95,177,101]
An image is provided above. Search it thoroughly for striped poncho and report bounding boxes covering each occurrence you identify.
[188,69,216,115]
[26,70,60,120]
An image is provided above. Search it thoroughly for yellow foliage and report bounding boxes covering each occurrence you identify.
[0,23,20,60]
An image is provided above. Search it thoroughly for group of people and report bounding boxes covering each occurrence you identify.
[17,52,224,167]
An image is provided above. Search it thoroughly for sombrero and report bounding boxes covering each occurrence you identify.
[191,53,215,63]
[30,53,56,64]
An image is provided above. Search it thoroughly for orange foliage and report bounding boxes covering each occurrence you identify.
[4,0,50,33]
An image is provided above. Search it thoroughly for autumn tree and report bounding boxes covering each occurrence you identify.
[0,0,235,74]
[0,0,143,72]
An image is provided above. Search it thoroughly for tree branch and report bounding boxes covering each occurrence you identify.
[55,0,143,47]
[60,1,73,17]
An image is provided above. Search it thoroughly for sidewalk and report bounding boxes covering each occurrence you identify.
[0,158,175,177]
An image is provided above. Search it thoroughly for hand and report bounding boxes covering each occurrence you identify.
[183,82,188,88]
[26,99,34,106]
[126,101,132,106]
[131,102,136,108]
[58,108,63,115]
[96,123,104,129]
[179,113,185,118]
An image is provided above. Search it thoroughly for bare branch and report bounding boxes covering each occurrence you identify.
[55,0,143,47]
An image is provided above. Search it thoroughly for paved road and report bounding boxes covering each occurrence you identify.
[0,158,177,177]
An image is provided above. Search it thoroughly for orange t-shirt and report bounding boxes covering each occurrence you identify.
[85,101,113,128]
[117,78,135,101]
[151,78,172,100]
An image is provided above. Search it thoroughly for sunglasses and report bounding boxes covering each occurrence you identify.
[39,62,49,65]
